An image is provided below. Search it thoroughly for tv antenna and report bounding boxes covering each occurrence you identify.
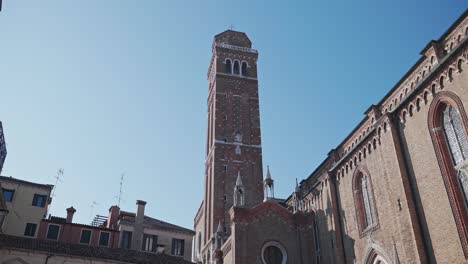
[49,169,64,210]
[89,200,99,218]
[117,173,124,207]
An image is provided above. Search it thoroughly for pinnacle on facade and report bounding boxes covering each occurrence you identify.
[266,165,272,180]
[295,178,300,193]
[236,171,243,187]
[216,221,223,233]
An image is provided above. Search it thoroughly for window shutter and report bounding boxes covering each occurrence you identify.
[152,235,158,252]
[171,239,175,255]
[180,239,185,256]
[142,234,147,251]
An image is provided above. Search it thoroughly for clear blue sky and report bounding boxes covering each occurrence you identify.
[0,1,465,229]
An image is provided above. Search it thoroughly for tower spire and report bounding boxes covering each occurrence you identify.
[264,165,275,201]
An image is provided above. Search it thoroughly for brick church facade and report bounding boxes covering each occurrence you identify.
[194,10,468,264]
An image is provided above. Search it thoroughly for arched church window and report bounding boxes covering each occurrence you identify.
[442,105,468,204]
[241,61,248,76]
[233,60,240,75]
[361,175,374,227]
[429,92,468,256]
[261,242,287,264]
[225,59,232,74]
[353,168,378,235]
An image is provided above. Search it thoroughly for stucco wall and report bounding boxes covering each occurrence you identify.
[1,179,51,238]
[119,223,193,261]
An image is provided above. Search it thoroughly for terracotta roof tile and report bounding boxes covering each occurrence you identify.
[0,235,194,264]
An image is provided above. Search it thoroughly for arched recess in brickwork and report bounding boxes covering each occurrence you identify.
[428,91,468,258]
[362,245,391,264]
[225,58,232,74]
[352,166,379,237]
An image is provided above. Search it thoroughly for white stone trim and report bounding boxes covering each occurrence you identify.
[215,43,258,54]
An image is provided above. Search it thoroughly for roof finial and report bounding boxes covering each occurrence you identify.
[229,24,235,30]
[295,178,300,193]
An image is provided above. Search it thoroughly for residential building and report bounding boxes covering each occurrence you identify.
[106,200,195,262]
[33,199,195,261]
[0,234,195,264]
[37,206,120,248]
[0,122,6,175]
[0,176,53,238]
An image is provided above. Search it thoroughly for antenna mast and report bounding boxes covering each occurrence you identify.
[89,200,99,218]
[118,173,124,207]
[49,168,64,211]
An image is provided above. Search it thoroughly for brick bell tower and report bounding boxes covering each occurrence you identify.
[198,30,264,256]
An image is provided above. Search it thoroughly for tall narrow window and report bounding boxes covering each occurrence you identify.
[443,105,468,205]
[225,59,232,74]
[197,233,202,255]
[233,60,240,75]
[361,175,374,227]
[314,217,321,264]
[353,168,378,236]
[429,91,468,257]
[241,61,248,76]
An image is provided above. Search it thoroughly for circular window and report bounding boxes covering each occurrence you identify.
[261,242,287,264]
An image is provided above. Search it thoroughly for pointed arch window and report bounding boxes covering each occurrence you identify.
[361,175,374,226]
[353,168,379,236]
[429,91,468,257]
[241,61,248,76]
[225,59,232,74]
[233,60,240,75]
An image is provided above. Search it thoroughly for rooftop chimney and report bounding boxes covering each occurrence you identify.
[107,205,120,229]
[66,206,76,223]
[132,200,146,251]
